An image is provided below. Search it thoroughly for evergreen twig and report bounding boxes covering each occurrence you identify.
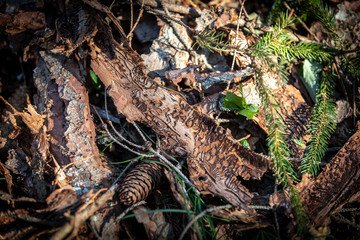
[301,68,337,176]
[256,70,297,186]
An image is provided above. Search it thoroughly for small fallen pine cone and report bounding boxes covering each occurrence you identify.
[118,161,164,206]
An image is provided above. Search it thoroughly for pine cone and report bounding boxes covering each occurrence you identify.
[118,161,164,206]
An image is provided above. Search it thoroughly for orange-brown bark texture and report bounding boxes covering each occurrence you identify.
[88,20,271,212]
[299,129,360,228]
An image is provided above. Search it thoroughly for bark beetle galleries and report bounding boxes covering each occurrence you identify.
[90,18,271,210]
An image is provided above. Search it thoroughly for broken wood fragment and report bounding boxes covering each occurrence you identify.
[33,51,112,192]
[298,128,360,228]
[86,9,271,211]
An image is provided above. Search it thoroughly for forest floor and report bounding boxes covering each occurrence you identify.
[0,0,360,239]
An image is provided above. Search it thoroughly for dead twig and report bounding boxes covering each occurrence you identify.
[284,2,320,42]
[92,105,154,157]
[51,183,120,240]
[127,0,145,45]
[0,210,64,226]
[116,200,146,222]
[230,0,246,71]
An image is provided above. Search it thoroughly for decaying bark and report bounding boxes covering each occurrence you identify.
[88,14,271,212]
[31,50,120,238]
[34,51,112,191]
[298,128,360,228]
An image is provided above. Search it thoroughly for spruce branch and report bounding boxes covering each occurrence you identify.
[301,68,337,176]
[347,56,360,79]
[269,0,338,42]
[251,12,334,63]
[308,0,338,41]
[256,70,298,186]
[193,30,229,55]
[256,70,308,232]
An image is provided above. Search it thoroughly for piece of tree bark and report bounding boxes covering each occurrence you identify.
[298,127,360,228]
[0,11,45,35]
[87,7,271,213]
[34,51,112,191]
[33,50,121,238]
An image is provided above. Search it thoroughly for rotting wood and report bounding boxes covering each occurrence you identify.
[33,51,112,192]
[298,127,360,228]
[32,51,121,239]
[0,11,45,35]
[85,5,271,212]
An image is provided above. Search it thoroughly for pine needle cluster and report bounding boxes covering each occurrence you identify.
[193,30,228,55]
[306,0,338,40]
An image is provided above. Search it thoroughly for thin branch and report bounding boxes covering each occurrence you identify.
[92,105,154,157]
[283,2,320,42]
[116,200,146,222]
[127,0,145,43]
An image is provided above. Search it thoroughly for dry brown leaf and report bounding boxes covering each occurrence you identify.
[0,162,13,196]
[15,103,45,135]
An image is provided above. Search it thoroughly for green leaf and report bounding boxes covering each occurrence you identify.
[90,69,102,90]
[239,139,251,149]
[224,91,258,120]
[236,108,259,120]
[246,104,259,112]
[223,92,246,110]
[298,59,322,102]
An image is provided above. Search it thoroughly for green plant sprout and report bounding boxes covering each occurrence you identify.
[239,139,251,149]
[224,85,259,120]
[90,69,102,90]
